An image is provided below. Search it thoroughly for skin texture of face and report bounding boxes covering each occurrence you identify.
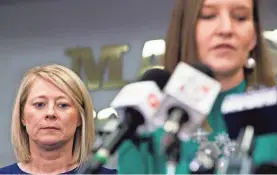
[22,77,80,150]
[196,0,257,81]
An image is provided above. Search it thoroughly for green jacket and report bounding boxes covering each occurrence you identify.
[117,81,277,174]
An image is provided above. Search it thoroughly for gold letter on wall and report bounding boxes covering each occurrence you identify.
[138,39,165,77]
[65,45,129,90]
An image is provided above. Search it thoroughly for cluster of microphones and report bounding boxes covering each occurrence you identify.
[78,61,277,174]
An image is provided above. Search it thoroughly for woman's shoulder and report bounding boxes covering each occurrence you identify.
[0,163,117,174]
[98,166,117,174]
[76,165,117,174]
[0,163,25,174]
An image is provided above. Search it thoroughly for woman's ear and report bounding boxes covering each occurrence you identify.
[77,121,81,127]
[21,116,26,126]
[77,115,82,127]
[248,34,257,51]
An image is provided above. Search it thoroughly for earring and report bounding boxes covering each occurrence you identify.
[245,57,256,69]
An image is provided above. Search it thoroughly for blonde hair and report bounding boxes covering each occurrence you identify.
[164,0,276,88]
[11,64,94,165]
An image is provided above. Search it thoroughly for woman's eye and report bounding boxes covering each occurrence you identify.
[199,14,216,20]
[33,102,45,108]
[235,16,248,21]
[58,103,70,109]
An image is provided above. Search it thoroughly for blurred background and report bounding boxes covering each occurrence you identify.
[0,0,276,169]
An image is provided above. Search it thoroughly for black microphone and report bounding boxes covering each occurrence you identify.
[77,68,171,174]
[221,86,277,139]
[254,162,277,174]
[218,85,277,174]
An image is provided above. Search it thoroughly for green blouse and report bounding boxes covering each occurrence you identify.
[117,81,277,174]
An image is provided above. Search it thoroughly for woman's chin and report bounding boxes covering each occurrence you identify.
[37,137,62,147]
[207,64,242,77]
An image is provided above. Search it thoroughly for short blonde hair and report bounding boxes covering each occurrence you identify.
[11,64,94,165]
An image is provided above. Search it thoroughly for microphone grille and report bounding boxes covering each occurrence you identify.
[191,63,214,78]
[139,68,171,89]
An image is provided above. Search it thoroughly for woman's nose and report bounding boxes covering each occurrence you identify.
[45,104,57,120]
[216,12,234,38]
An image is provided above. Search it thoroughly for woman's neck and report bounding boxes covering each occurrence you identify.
[19,139,78,175]
[216,69,245,92]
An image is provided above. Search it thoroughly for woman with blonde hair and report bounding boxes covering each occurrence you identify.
[0,64,116,174]
[117,0,277,174]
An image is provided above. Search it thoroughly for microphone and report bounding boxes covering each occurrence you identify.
[217,125,255,174]
[218,87,277,174]
[221,86,277,139]
[156,62,221,174]
[77,68,171,174]
[158,62,221,141]
[254,162,277,173]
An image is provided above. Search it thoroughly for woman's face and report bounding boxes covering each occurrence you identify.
[196,0,256,78]
[22,77,81,149]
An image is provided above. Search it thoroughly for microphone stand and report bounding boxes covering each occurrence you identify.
[77,108,144,174]
[189,129,220,174]
[162,108,189,175]
[164,133,180,175]
[217,125,255,174]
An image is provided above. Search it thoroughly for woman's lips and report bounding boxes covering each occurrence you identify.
[213,44,236,51]
[42,126,59,130]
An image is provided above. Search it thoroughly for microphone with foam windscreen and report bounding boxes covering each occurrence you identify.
[154,62,221,174]
[221,86,277,139]
[219,87,277,174]
[77,68,171,174]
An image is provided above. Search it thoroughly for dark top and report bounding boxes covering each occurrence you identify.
[0,163,117,174]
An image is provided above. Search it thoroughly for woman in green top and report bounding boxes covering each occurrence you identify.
[117,0,277,174]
